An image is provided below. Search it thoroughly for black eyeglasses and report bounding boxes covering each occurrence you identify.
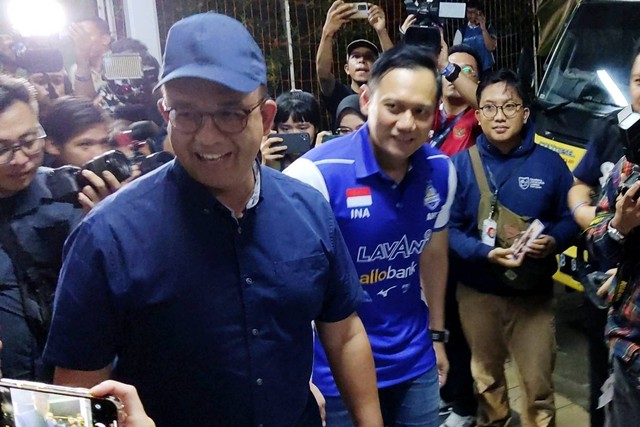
[0,125,47,165]
[166,98,265,134]
[479,102,523,119]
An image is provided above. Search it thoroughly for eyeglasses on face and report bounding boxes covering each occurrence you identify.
[166,98,265,134]
[478,102,523,119]
[0,125,47,165]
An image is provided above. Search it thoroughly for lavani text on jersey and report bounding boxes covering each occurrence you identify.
[356,231,432,262]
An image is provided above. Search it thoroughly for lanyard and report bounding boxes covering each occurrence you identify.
[430,109,467,149]
[483,151,532,218]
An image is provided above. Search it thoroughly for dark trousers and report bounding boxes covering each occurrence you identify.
[584,297,608,427]
[606,357,640,427]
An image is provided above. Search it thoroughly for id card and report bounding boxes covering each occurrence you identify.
[482,218,497,247]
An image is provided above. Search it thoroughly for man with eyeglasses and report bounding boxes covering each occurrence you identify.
[0,75,83,382]
[43,12,382,427]
[448,69,577,427]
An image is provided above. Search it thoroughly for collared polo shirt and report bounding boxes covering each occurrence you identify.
[44,160,362,427]
[285,125,456,395]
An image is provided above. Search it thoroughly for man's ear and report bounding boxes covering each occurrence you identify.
[45,138,60,156]
[157,98,169,123]
[523,107,530,124]
[344,62,350,76]
[260,99,278,136]
[359,84,371,116]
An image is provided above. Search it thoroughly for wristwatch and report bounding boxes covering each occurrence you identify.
[430,329,450,343]
[607,220,627,243]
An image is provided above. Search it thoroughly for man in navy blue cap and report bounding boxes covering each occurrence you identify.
[43,12,382,427]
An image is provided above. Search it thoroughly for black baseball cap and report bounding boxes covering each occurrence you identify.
[346,39,379,57]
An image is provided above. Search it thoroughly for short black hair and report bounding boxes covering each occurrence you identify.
[466,0,483,12]
[632,39,640,64]
[41,96,110,147]
[0,75,37,114]
[77,16,110,36]
[476,69,529,106]
[273,90,321,131]
[368,44,438,91]
[449,44,483,80]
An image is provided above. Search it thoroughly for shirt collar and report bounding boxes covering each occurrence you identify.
[353,124,431,181]
[13,168,53,217]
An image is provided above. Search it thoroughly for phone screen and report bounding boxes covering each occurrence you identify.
[0,385,119,427]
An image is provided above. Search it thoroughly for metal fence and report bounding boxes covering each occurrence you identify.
[149,0,536,98]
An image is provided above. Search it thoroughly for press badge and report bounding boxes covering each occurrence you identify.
[482,218,497,247]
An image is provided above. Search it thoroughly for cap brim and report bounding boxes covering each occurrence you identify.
[154,63,261,93]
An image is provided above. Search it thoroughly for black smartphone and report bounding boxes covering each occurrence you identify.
[321,134,342,144]
[271,133,312,155]
[0,379,122,427]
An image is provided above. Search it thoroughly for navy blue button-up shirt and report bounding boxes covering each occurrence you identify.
[44,160,362,427]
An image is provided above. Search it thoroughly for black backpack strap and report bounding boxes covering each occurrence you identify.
[0,222,52,345]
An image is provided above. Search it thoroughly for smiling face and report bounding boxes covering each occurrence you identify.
[362,67,437,170]
[160,78,276,196]
[344,47,377,85]
[475,81,530,151]
[0,101,43,198]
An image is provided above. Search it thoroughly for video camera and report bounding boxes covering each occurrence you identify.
[403,0,466,52]
[46,121,174,205]
[100,52,160,109]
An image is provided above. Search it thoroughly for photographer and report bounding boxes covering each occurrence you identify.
[566,42,640,427]
[68,16,111,101]
[452,1,497,74]
[0,76,83,382]
[316,1,392,124]
[584,48,640,427]
[260,90,322,170]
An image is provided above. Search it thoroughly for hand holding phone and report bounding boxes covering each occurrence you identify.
[270,133,312,155]
[0,379,121,427]
[350,2,369,19]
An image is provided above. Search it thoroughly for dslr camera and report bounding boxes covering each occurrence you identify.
[403,0,466,52]
[47,121,174,205]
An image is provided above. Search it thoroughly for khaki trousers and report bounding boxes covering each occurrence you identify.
[457,284,556,427]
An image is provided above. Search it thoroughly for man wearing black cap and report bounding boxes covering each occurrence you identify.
[43,12,382,427]
[317,0,392,125]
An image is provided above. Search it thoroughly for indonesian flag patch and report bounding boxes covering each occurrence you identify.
[346,187,372,208]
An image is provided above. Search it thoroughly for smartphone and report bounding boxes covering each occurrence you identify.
[0,378,122,427]
[321,134,342,144]
[103,53,144,80]
[351,2,369,19]
[271,133,312,155]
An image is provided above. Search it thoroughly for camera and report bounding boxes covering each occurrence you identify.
[100,52,160,109]
[47,120,175,205]
[46,150,133,205]
[403,1,466,52]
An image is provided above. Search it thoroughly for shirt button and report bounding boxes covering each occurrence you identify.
[391,184,398,189]
[203,208,210,215]
[396,202,403,208]
[256,378,263,386]
[245,277,253,285]
[251,328,259,336]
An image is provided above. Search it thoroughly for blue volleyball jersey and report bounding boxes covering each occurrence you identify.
[285,125,456,395]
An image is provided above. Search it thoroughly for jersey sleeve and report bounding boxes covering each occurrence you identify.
[434,158,457,230]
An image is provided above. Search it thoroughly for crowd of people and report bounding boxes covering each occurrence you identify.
[1,0,639,426]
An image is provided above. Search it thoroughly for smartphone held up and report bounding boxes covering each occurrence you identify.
[351,2,369,19]
[0,379,121,427]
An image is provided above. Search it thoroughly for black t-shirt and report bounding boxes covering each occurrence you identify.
[321,82,355,128]
[573,109,625,189]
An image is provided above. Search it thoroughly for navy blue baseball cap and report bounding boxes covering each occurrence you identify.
[155,12,267,92]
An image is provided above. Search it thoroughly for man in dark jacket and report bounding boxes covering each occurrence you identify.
[449,69,578,427]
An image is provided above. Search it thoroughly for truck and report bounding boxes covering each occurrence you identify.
[533,0,640,290]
